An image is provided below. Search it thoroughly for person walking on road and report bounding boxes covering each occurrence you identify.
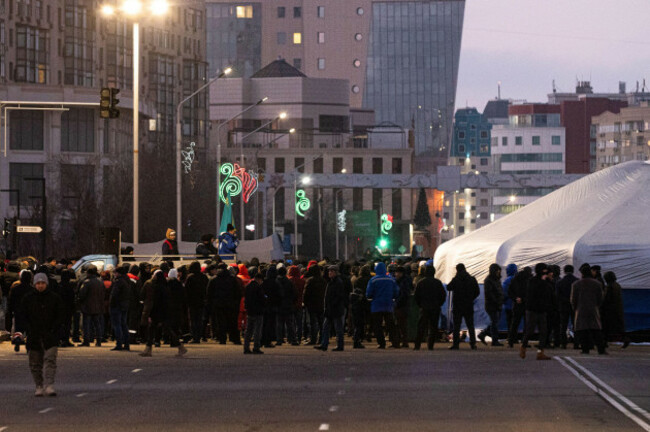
[447,264,480,350]
[21,273,64,396]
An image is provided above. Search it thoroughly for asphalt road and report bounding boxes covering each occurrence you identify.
[1,340,649,432]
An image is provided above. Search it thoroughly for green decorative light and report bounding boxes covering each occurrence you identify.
[296,189,311,217]
[381,213,393,235]
[219,163,243,204]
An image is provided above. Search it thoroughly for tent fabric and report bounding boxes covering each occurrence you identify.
[435,160,650,290]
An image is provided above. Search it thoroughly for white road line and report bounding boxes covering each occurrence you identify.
[329,406,339,413]
[132,369,142,373]
[318,424,330,431]
[565,356,650,422]
[106,379,118,385]
[38,408,53,414]
[555,356,650,432]
[76,393,87,398]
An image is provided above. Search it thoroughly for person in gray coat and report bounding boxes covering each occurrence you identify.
[571,264,606,355]
[77,265,105,347]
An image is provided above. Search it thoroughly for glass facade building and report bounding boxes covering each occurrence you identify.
[205,3,262,78]
[364,1,465,171]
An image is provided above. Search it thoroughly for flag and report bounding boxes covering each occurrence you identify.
[219,192,233,234]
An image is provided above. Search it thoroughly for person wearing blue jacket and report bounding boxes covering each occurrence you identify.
[218,224,239,255]
[502,264,517,335]
[366,262,399,349]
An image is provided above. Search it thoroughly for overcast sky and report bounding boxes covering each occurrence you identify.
[455,0,650,111]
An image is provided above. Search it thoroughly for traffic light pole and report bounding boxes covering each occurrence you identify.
[0,188,20,255]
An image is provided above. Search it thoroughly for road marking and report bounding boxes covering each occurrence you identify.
[555,356,650,432]
[39,408,53,414]
[106,379,118,385]
[337,390,346,395]
[329,406,339,413]
[132,369,142,373]
[76,393,87,398]
[565,357,650,422]
[319,424,330,431]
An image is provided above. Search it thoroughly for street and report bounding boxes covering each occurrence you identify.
[1,340,649,431]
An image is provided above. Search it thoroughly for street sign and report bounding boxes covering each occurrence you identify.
[17,226,43,233]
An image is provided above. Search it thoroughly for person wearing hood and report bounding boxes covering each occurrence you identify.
[196,234,218,257]
[77,265,105,347]
[288,266,305,343]
[413,266,446,350]
[21,272,64,396]
[502,264,518,335]
[303,264,326,345]
[207,263,242,344]
[478,264,504,347]
[556,265,578,349]
[447,263,480,350]
[218,224,239,255]
[185,261,208,343]
[350,265,371,349]
[109,266,131,351]
[7,270,34,352]
[366,262,399,349]
[275,266,298,346]
[507,266,532,348]
[162,229,179,256]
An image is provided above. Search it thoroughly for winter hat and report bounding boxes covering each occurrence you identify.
[166,228,176,240]
[276,263,285,270]
[168,268,178,279]
[33,273,49,286]
[201,233,213,243]
[227,224,235,232]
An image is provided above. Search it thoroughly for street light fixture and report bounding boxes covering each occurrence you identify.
[100,0,168,244]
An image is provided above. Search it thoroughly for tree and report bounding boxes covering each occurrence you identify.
[413,188,432,229]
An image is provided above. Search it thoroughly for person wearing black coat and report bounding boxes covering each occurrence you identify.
[519,263,553,360]
[394,266,413,348]
[478,264,504,346]
[315,266,347,351]
[55,269,76,348]
[275,266,297,345]
[109,266,131,351]
[555,265,578,349]
[413,266,447,350]
[184,261,208,344]
[447,263,480,350]
[261,266,280,347]
[196,234,218,257]
[244,273,266,354]
[140,270,177,357]
[350,265,371,349]
[303,264,326,345]
[207,264,242,345]
[7,270,34,352]
[507,266,531,347]
[21,273,64,396]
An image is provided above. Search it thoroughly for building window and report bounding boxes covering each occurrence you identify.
[458,212,465,220]
[501,137,508,146]
[392,158,402,174]
[317,58,325,70]
[236,6,253,18]
[277,32,286,45]
[372,158,383,174]
[317,32,325,44]
[275,157,285,173]
[61,108,95,152]
[480,131,488,139]
[275,187,285,221]
[552,135,561,145]
[293,58,302,70]
[458,131,465,139]
[277,6,285,18]
[313,157,323,173]
[480,158,488,166]
[458,145,465,153]
[515,136,523,145]
[353,188,363,211]
[10,110,44,150]
[64,2,94,87]
[532,135,541,145]
[257,158,266,172]
[392,189,402,219]
[295,157,305,173]
[333,157,343,174]
[293,32,302,44]
[353,158,363,174]
[293,6,301,17]
[317,6,325,18]
[372,189,382,212]
[10,163,44,205]
[15,25,49,84]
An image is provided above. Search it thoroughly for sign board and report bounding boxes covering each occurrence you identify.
[347,210,378,238]
[17,226,42,233]
[398,245,407,254]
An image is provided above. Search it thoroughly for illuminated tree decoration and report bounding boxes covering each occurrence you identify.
[295,189,311,217]
[219,163,243,204]
[337,210,347,232]
[181,142,196,173]
[380,213,393,235]
[218,162,259,204]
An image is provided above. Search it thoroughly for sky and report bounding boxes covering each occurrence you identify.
[455,0,650,111]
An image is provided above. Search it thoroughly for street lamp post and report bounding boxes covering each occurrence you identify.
[216,97,268,235]
[175,67,231,241]
[101,0,169,245]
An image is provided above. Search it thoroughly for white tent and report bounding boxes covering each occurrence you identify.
[434,160,650,290]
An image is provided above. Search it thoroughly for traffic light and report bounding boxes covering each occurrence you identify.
[2,218,11,237]
[377,238,389,249]
[100,87,120,119]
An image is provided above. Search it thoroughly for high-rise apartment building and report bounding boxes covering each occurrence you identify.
[592,103,650,170]
[205,0,465,172]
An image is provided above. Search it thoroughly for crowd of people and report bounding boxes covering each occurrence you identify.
[0,244,630,396]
